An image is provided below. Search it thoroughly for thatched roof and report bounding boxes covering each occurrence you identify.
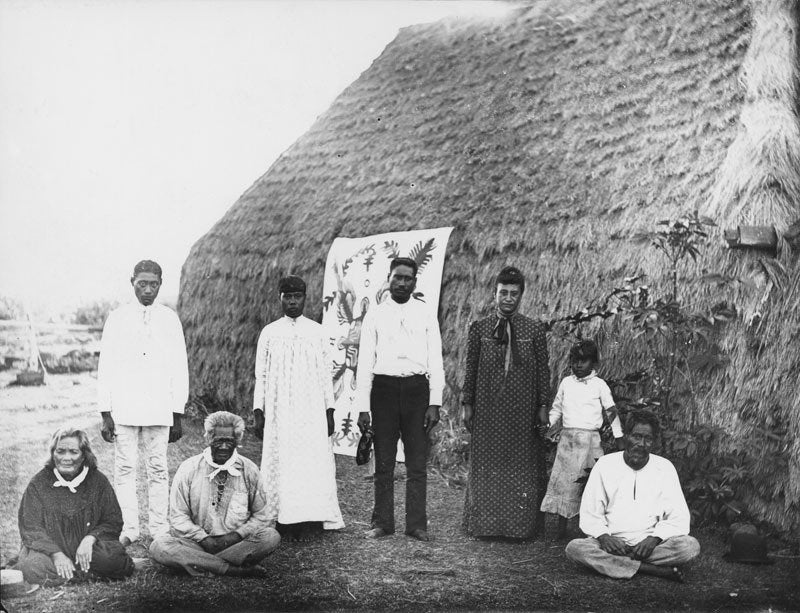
[179,0,800,534]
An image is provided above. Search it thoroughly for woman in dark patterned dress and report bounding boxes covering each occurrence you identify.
[461,266,551,539]
[15,427,134,585]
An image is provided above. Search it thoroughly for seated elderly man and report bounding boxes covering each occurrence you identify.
[565,410,700,582]
[150,411,280,577]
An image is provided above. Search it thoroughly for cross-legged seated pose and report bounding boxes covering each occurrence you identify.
[15,427,134,586]
[150,411,280,577]
[565,410,700,582]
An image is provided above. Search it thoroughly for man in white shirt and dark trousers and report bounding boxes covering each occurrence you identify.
[98,260,189,546]
[565,410,700,582]
[357,257,444,542]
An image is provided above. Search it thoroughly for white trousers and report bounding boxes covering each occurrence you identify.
[114,425,170,541]
[565,535,701,579]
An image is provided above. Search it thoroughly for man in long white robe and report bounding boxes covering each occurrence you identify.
[253,275,344,540]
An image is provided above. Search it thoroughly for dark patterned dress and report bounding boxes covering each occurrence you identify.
[462,313,550,538]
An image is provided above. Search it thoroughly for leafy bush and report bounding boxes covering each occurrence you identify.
[0,295,24,320]
[72,300,118,327]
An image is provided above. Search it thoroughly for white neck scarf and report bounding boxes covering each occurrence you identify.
[203,447,242,480]
[52,466,89,493]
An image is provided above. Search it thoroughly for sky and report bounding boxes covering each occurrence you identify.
[0,0,510,317]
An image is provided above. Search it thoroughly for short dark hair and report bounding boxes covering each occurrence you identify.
[132,260,162,279]
[623,409,661,437]
[570,339,599,364]
[390,257,418,276]
[278,275,306,295]
[496,266,525,293]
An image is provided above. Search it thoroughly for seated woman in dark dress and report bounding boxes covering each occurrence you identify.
[15,427,134,585]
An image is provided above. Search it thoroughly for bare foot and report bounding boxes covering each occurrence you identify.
[225,564,267,578]
[406,529,430,542]
[119,536,133,547]
[638,563,685,582]
[365,528,390,539]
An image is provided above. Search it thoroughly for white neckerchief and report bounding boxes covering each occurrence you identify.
[203,447,242,480]
[52,466,89,493]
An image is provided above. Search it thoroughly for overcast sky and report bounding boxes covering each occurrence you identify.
[0,0,510,315]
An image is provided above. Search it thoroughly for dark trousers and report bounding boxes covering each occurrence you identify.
[371,374,429,534]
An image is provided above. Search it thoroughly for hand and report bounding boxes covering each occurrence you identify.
[545,422,562,443]
[630,535,661,561]
[538,405,549,426]
[52,551,75,580]
[200,535,225,554]
[201,532,241,554]
[462,404,474,433]
[597,534,631,557]
[168,413,183,443]
[536,406,549,436]
[75,535,96,572]
[100,413,115,443]
[424,405,440,434]
[221,531,243,550]
[326,408,335,437]
[254,409,265,440]
[357,412,371,434]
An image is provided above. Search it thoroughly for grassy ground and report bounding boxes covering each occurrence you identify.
[1,373,798,612]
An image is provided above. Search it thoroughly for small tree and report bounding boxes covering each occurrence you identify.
[0,295,24,320]
[73,300,118,327]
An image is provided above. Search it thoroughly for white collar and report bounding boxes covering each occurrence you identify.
[52,466,89,493]
[202,448,242,480]
[573,370,597,383]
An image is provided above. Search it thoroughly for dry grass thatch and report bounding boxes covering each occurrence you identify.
[179,0,800,534]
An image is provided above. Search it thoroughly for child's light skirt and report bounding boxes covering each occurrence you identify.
[540,428,603,518]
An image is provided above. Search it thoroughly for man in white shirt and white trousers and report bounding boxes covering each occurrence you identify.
[565,410,700,582]
[356,257,444,542]
[98,260,189,545]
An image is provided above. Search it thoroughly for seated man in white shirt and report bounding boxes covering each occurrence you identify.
[565,410,700,582]
[150,411,280,577]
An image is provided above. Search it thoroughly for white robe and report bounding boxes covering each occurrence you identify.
[253,315,344,529]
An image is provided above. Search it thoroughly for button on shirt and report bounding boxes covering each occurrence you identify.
[355,298,445,414]
[97,302,189,426]
[549,372,622,438]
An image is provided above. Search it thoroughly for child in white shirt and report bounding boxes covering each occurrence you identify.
[540,340,623,539]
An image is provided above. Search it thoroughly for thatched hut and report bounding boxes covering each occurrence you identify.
[179,0,800,535]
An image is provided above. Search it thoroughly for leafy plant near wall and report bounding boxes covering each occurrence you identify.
[545,213,755,527]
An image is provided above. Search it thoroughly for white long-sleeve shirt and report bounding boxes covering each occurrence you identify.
[579,452,692,545]
[97,301,189,426]
[549,372,622,438]
[355,298,444,414]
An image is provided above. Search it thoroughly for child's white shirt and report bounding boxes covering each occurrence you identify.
[549,371,622,438]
